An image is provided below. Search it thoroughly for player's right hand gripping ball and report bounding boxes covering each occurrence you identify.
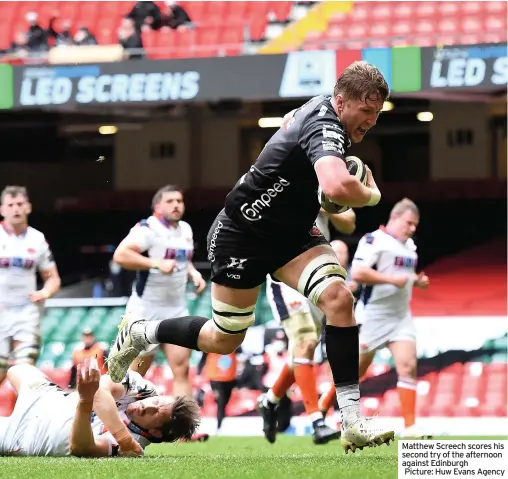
[318,156,368,214]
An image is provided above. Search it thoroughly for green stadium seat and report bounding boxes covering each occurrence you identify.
[44,308,66,320]
[37,341,66,367]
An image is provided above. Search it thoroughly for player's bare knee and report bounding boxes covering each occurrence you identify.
[212,332,242,354]
[318,282,354,326]
[294,338,318,359]
[397,359,417,378]
[171,361,190,379]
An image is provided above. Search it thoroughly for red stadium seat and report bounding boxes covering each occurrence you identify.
[267,2,292,22]
[416,2,438,19]
[3,0,506,61]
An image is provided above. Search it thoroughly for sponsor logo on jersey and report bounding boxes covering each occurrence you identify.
[240,177,290,222]
[207,221,223,262]
[322,140,344,154]
[322,126,345,142]
[394,256,417,268]
[0,257,35,270]
[164,248,193,261]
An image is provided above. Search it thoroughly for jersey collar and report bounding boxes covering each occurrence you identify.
[1,221,28,237]
[153,213,179,230]
[125,418,162,444]
[380,225,406,244]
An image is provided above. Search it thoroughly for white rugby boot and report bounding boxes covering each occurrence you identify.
[399,424,433,440]
[107,313,149,383]
[341,416,395,454]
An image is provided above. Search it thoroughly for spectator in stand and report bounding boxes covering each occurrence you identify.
[0,32,29,58]
[118,17,144,59]
[44,9,98,49]
[163,1,193,30]
[48,18,73,46]
[127,1,162,32]
[25,12,49,51]
[73,27,98,46]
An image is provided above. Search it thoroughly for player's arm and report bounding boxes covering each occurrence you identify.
[351,235,408,288]
[352,264,408,287]
[188,262,206,293]
[300,110,380,208]
[70,360,112,457]
[31,241,61,302]
[315,157,379,208]
[113,223,176,274]
[70,399,111,457]
[113,224,157,270]
[38,265,61,298]
[92,376,143,455]
[321,208,356,235]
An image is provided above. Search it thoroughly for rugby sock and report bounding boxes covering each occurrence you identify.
[318,384,337,413]
[293,358,320,415]
[397,377,417,427]
[145,316,209,351]
[265,363,295,406]
[325,325,360,424]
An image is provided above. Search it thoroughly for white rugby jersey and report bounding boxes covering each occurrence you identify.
[352,227,418,317]
[123,216,194,306]
[0,224,55,307]
[0,372,159,457]
[91,371,159,455]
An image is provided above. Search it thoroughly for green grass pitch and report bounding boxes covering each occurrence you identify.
[0,436,504,479]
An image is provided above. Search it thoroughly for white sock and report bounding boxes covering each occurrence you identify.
[336,383,361,425]
[144,321,160,344]
[265,389,281,406]
[309,411,324,424]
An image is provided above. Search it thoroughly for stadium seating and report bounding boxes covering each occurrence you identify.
[300,1,508,50]
[3,1,505,61]
[0,1,293,59]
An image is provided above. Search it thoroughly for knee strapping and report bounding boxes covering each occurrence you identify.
[212,298,255,335]
[12,343,40,364]
[0,355,8,371]
[297,254,347,306]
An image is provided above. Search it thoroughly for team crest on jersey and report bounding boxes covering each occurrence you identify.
[364,233,375,245]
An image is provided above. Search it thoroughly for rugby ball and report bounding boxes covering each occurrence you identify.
[318,156,368,214]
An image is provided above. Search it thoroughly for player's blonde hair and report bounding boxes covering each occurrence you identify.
[334,61,390,103]
[1,185,29,204]
[389,198,420,219]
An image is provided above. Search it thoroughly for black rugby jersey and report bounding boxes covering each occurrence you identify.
[224,95,351,239]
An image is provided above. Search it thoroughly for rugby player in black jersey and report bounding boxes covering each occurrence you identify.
[107,61,392,453]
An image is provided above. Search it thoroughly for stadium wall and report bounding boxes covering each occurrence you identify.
[430,101,491,179]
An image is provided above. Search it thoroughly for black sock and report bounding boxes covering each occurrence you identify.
[324,325,359,387]
[155,316,209,351]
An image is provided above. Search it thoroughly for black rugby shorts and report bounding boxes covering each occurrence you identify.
[206,210,328,289]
